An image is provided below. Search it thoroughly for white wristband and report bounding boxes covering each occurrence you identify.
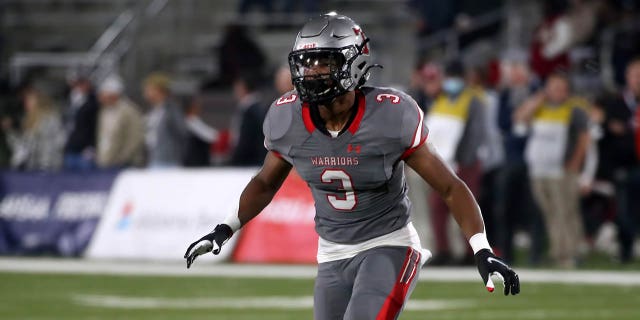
[469,233,492,254]
[222,211,241,233]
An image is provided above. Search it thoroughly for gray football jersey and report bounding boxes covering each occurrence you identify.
[263,86,429,244]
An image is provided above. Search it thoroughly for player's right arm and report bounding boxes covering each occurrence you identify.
[184,151,292,268]
[237,151,293,225]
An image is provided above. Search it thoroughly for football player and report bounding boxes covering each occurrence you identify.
[185,12,519,319]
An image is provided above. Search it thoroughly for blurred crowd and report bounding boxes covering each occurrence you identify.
[407,0,640,268]
[0,65,292,171]
[408,57,640,268]
[1,0,639,267]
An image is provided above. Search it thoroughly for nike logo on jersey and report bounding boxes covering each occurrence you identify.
[487,257,509,268]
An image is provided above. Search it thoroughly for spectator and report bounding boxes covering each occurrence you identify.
[2,89,64,171]
[143,73,187,168]
[96,75,144,169]
[183,96,218,167]
[424,60,487,264]
[608,1,640,87]
[274,64,294,96]
[0,79,21,169]
[406,61,441,252]
[565,0,599,46]
[579,100,613,249]
[530,0,572,79]
[206,24,266,89]
[408,61,428,109]
[417,62,444,113]
[63,69,98,171]
[515,73,590,268]
[229,72,268,166]
[466,65,505,252]
[495,55,545,264]
[597,57,640,262]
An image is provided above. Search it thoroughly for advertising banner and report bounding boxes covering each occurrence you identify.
[0,171,117,256]
[232,170,318,264]
[86,169,255,262]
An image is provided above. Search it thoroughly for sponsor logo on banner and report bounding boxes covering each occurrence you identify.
[116,201,134,231]
[53,192,109,220]
[0,171,116,256]
[0,192,108,222]
[232,170,318,264]
[0,194,50,220]
[86,169,256,262]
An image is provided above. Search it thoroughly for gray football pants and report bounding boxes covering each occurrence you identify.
[314,246,422,320]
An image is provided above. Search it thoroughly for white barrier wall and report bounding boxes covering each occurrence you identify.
[85,168,257,262]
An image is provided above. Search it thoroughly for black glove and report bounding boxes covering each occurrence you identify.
[474,249,520,296]
[184,224,233,269]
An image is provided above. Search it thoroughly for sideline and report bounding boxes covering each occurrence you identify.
[1,258,640,286]
[72,294,475,311]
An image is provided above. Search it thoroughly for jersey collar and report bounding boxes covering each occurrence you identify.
[301,89,366,136]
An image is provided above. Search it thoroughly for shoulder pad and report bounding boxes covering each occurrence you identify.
[363,86,421,116]
[264,91,299,141]
[362,87,424,141]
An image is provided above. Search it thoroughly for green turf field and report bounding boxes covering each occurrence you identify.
[1,272,639,320]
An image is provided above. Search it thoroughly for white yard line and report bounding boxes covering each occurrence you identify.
[71,294,475,311]
[1,258,640,286]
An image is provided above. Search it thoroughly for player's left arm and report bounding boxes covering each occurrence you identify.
[405,144,520,296]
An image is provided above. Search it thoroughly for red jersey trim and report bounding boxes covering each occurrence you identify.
[347,90,366,134]
[400,134,428,160]
[301,102,315,133]
[301,91,366,135]
[409,101,425,148]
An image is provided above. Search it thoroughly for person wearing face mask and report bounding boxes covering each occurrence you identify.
[424,60,488,265]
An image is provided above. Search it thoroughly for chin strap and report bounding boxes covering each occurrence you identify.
[357,37,370,55]
[357,64,383,88]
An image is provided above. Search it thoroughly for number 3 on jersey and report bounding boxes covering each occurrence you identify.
[321,169,357,211]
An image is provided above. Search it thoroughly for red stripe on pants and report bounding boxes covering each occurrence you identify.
[375,248,420,320]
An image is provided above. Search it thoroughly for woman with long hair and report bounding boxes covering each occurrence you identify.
[4,89,65,171]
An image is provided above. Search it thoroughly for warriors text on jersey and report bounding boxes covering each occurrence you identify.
[263,86,429,260]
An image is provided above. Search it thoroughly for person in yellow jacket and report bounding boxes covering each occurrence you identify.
[424,61,487,264]
[514,73,590,268]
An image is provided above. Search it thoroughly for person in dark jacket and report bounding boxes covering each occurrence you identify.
[183,96,218,167]
[63,73,98,171]
[216,24,266,88]
[597,57,640,263]
[229,72,267,166]
[494,57,545,265]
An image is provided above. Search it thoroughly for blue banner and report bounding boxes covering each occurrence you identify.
[0,171,117,256]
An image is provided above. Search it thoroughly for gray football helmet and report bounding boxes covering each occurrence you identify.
[288,13,378,103]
